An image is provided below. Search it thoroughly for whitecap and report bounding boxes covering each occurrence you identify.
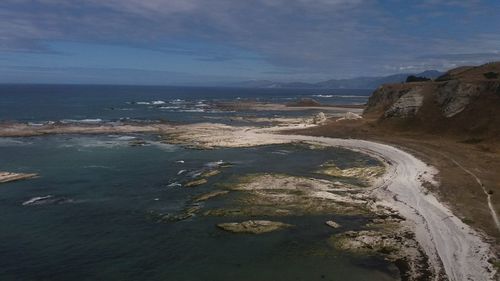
[22,196,74,206]
[170,99,186,105]
[27,122,45,126]
[312,94,334,98]
[337,95,367,98]
[115,136,137,141]
[205,160,226,168]
[152,100,166,105]
[178,109,205,113]
[23,195,53,206]
[167,182,182,187]
[177,169,187,175]
[60,118,103,124]
[159,106,181,110]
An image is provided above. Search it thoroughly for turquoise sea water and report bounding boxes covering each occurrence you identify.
[0,86,400,281]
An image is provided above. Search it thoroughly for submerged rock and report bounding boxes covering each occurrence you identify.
[148,204,202,222]
[194,190,229,202]
[184,178,208,187]
[201,170,221,178]
[129,139,147,147]
[217,220,292,234]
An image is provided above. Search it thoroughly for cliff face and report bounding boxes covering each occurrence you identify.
[364,62,500,138]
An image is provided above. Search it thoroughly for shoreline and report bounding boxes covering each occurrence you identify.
[150,122,499,281]
[0,120,496,280]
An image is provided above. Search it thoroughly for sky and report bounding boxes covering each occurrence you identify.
[0,0,499,85]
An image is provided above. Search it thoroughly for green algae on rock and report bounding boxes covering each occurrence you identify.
[194,190,229,202]
[147,205,202,222]
[204,173,373,217]
[201,170,221,178]
[184,178,208,187]
[317,162,385,184]
[217,220,292,234]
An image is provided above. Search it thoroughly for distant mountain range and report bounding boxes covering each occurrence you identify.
[226,70,444,89]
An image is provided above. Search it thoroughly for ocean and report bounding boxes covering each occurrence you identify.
[0,85,400,281]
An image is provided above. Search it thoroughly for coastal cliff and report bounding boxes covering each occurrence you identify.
[364,62,500,139]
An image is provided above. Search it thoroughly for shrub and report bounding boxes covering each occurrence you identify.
[483,72,499,79]
[406,75,431,83]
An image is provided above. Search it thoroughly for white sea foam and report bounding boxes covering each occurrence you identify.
[312,94,334,98]
[171,99,185,104]
[205,160,226,168]
[178,109,205,113]
[22,195,53,206]
[60,118,103,124]
[312,94,366,98]
[159,106,181,110]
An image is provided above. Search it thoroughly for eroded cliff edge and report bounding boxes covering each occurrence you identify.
[364,62,500,140]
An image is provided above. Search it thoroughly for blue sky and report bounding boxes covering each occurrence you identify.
[0,0,499,84]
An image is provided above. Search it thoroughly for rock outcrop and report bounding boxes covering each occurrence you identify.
[312,112,327,124]
[384,87,424,118]
[336,111,362,121]
[363,62,500,138]
[436,80,487,117]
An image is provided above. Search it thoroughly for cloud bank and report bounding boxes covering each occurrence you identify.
[0,0,499,80]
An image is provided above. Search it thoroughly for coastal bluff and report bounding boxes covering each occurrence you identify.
[364,62,500,139]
